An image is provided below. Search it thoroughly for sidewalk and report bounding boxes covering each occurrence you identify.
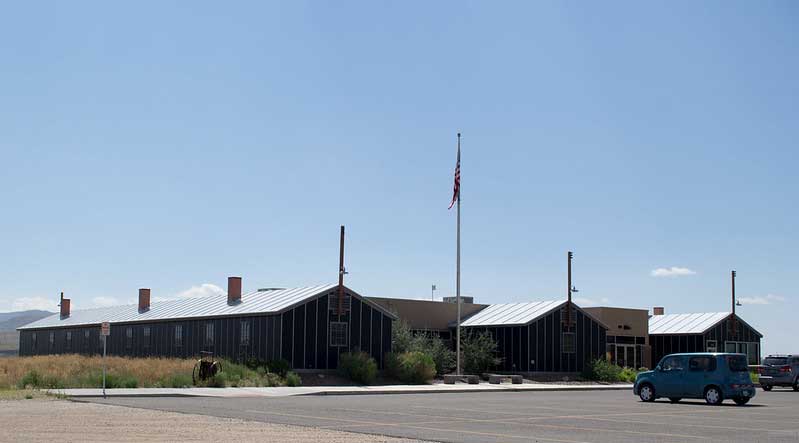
[52,382,632,398]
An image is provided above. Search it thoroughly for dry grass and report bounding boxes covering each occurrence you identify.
[0,355,194,389]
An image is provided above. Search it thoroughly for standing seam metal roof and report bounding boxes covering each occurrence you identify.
[18,284,397,330]
[648,312,731,335]
[460,300,567,327]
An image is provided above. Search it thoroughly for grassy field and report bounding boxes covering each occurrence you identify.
[0,355,299,389]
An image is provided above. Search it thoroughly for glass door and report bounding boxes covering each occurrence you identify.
[616,344,636,368]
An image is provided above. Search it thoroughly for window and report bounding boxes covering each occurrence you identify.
[84,330,90,339]
[330,322,348,347]
[562,332,575,354]
[724,341,760,364]
[660,356,684,371]
[764,357,788,366]
[689,356,717,372]
[49,332,54,349]
[205,322,214,347]
[726,355,749,372]
[328,294,351,312]
[143,327,151,349]
[240,320,250,346]
[31,332,37,351]
[126,327,133,349]
[706,340,717,352]
[65,331,72,350]
[174,325,183,347]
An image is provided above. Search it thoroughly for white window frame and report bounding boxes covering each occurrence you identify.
[240,320,251,346]
[330,321,348,347]
[562,332,576,354]
[205,322,215,346]
[328,294,352,312]
[174,325,183,347]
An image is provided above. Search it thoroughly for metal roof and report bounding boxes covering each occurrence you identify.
[648,312,731,335]
[460,300,567,327]
[18,284,396,330]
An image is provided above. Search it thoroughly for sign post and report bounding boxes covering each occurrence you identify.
[101,322,110,398]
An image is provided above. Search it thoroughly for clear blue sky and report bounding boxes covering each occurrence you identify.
[1,2,796,355]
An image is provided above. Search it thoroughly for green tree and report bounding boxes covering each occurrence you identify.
[461,330,502,374]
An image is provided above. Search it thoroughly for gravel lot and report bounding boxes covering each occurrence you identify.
[0,399,429,443]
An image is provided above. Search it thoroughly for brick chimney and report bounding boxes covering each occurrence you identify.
[653,307,665,316]
[228,277,242,304]
[138,288,151,312]
[59,292,71,318]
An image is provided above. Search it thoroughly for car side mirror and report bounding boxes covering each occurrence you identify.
[655,365,662,372]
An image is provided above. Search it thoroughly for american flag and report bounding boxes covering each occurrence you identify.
[448,140,460,210]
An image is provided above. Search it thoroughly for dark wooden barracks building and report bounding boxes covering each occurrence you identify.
[18,280,609,374]
[17,278,397,370]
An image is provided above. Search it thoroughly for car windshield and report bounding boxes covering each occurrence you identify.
[763,357,788,366]
[726,355,749,372]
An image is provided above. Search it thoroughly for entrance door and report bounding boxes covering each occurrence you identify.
[616,344,636,368]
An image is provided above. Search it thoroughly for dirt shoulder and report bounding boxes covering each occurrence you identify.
[0,398,428,443]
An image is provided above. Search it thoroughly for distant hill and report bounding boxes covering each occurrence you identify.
[0,310,54,354]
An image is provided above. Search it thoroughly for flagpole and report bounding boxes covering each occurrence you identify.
[456,132,462,376]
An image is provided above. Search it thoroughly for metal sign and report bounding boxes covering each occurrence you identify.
[101,322,111,336]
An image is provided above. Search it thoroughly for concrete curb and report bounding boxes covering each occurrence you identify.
[303,385,633,396]
[53,384,632,399]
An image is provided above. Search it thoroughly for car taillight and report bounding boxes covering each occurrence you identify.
[780,366,791,373]
[757,367,764,374]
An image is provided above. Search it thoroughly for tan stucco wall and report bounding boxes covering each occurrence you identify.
[584,306,651,368]
[367,297,488,332]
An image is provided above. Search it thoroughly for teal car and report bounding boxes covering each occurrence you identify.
[634,353,755,405]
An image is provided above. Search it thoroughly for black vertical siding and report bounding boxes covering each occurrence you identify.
[651,315,761,366]
[460,306,607,373]
[17,290,395,372]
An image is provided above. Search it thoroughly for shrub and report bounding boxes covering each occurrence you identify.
[161,373,192,388]
[461,331,501,374]
[338,351,378,385]
[390,321,455,376]
[285,371,301,387]
[265,372,282,387]
[267,359,291,377]
[205,371,228,388]
[392,320,416,354]
[389,351,436,384]
[17,370,41,389]
[384,353,400,379]
[104,373,138,389]
[619,367,638,383]
[582,359,637,383]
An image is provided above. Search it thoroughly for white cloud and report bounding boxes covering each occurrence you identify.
[738,294,786,305]
[651,267,697,277]
[574,297,610,307]
[11,296,55,311]
[91,296,120,308]
[175,283,225,299]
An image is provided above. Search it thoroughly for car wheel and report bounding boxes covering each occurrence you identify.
[639,383,655,402]
[762,385,772,392]
[705,386,723,405]
[733,397,750,406]
[668,397,681,403]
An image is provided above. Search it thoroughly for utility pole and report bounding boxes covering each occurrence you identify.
[566,251,573,326]
[731,270,737,336]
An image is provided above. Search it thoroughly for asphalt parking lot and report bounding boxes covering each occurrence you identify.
[89,388,799,443]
